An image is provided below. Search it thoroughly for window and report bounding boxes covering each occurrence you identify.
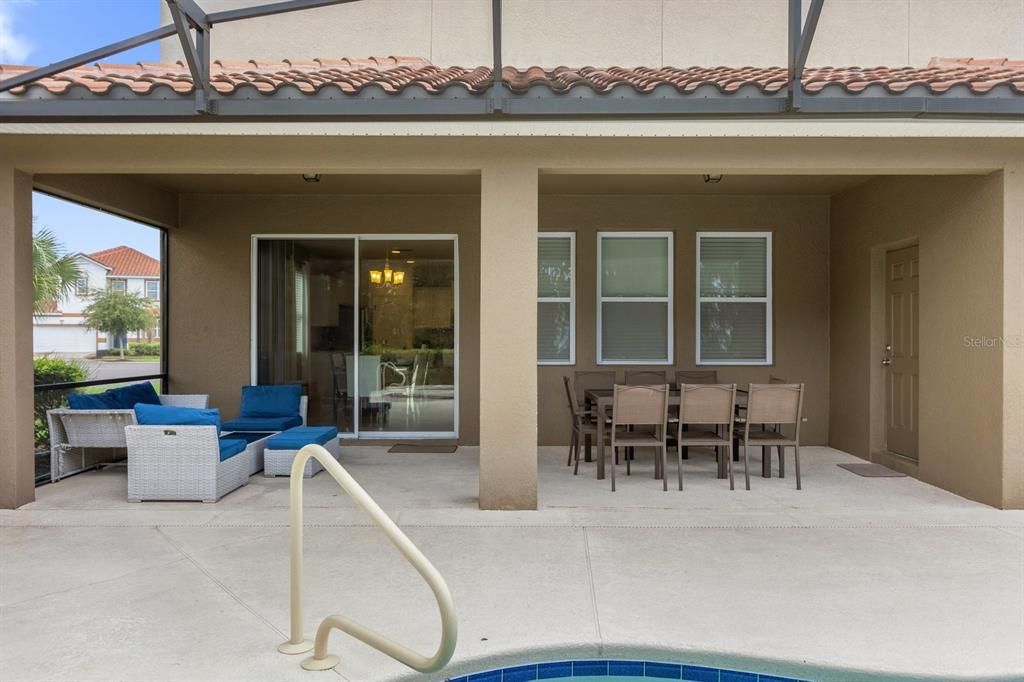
[109,279,127,293]
[75,278,88,296]
[145,280,159,300]
[537,233,575,364]
[696,232,772,365]
[597,232,673,364]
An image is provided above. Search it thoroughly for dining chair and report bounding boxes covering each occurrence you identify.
[674,370,720,460]
[609,384,669,491]
[572,371,616,463]
[677,383,737,490]
[624,370,667,385]
[675,370,718,387]
[562,375,608,474]
[736,383,805,490]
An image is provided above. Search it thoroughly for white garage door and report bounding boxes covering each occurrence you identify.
[34,325,96,355]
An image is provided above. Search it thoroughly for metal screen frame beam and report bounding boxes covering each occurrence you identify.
[0,24,178,93]
[788,0,825,110]
[166,0,210,112]
[491,0,505,112]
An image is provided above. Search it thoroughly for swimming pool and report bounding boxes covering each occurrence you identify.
[450,659,809,681]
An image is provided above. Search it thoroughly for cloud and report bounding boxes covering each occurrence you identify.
[0,1,33,63]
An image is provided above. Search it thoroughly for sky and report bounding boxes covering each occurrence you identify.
[1,0,163,257]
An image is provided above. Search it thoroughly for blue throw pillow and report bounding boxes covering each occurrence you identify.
[109,382,161,409]
[239,384,302,418]
[68,391,120,410]
[134,403,222,434]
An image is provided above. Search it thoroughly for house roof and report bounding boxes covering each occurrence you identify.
[1,56,1021,98]
[86,246,160,277]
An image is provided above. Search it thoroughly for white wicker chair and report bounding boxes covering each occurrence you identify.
[223,396,309,476]
[47,394,208,482]
[125,425,251,503]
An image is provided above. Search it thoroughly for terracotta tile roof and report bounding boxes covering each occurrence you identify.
[2,57,1022,98]
[86,246,160,277]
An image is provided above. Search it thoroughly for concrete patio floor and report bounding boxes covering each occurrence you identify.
[2,446,1022,682]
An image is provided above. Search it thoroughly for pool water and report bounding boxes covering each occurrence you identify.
[450,659,808,681]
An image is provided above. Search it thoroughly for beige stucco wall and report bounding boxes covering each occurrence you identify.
[830,173,1010,507]
[170,193,482,444]
[161,0,1024,68]
[537,194,831,447]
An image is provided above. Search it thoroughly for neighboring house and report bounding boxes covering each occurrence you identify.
[33,245,161,356]
[1,0,1022,510]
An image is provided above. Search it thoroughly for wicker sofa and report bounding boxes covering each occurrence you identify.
[125,423,251,503]
[46,393,208,482]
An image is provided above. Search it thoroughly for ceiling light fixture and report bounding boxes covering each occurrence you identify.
[302,173,321,183]
[703,174,723,184]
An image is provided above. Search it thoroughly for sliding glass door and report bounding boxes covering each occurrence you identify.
[254,236,457,437]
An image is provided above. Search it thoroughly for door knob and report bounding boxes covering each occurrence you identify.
[881,358,892,366]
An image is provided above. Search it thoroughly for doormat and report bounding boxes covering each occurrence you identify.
[388,444,458,454]
[838,462,907,477]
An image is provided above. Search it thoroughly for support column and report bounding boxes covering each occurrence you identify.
[0,166,35,508]
[479,165,538,510]
[1003,165,1024,509]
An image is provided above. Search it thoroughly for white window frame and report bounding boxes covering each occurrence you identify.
[537,232,576,366]
[695,231,773,366]
[109,278,127,293]
[145,279,160,300]
[75,277,88,296]
[597,231,674,365]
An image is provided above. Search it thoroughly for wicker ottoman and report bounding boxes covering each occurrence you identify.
[264,426,340,477]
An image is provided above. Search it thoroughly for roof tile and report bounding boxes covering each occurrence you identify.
[2,57,1021,98]
[87,246,160,277]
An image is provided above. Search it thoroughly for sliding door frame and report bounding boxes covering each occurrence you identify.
[250,233,459,440]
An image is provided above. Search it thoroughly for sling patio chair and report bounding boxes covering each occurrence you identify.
[736,383,805,490]
[609,383,669,491]
[677,383,736,490]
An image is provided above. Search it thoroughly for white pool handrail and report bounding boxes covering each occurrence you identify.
[277,444,458,673]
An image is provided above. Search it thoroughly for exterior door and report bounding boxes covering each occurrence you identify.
[884,245,919,459]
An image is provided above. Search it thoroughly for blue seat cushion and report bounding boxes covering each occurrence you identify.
[267,426,338,450]
[134,403,221,434]
[239,384,302,418]
[68,382,161,410]
[109,382,161,409]
[68,391,120,410]
[220,431,274,445]
[221,415,302,432]
[217,438,247,462]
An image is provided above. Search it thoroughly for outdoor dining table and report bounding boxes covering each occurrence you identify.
[584,386,772,481]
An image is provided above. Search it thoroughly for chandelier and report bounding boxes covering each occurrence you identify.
[369,251,405,286]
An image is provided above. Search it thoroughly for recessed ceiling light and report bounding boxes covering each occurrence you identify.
[703,174,723,184]
[391,250,401,254]
[406,259,415,264]
[302,173,321,183]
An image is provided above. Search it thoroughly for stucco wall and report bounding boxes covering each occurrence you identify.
[830,174,1007,507]
[537,194,831,447]
[161,0,1024,68]
[172,191,830,448]
[169,193,482,443]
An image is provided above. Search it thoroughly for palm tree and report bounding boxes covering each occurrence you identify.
[32,227,81,316]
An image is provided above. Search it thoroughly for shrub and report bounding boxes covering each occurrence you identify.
[129,342,161,357]
[33,356,88,448]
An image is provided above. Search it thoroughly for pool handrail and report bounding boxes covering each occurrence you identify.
[277,443,458,673]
